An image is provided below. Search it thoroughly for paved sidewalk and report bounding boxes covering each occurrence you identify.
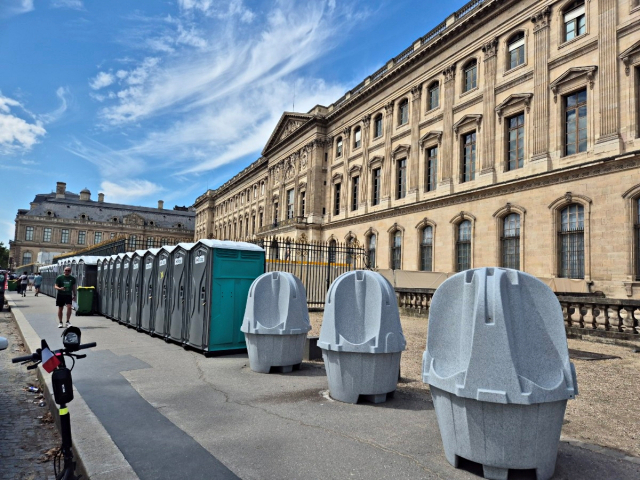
[8,291,640,480]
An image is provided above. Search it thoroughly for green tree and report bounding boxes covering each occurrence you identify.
[0,242,9,269]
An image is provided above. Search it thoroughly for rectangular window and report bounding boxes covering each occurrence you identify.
[464,63,477,91]
[428,84,439,110]
[559,205,585,279]
[420,227,433,272]
[273,203,279,225]
[334,183,341,215]
[564,4,586,42]
[462,132,476,182]
[286,188,295,220]
[336,138,343,157]
[354,128,361,149]
[507,113,525,170]
[259,212,264,228]
[426,147,438,192]
[300,191,306,217]
[396,158,407,199]
[374,116,383,138]
[372,168,381,206]
[129,235,137,250]
[502,214,521,270]
[25,226,34,241]
[43,228,52,242]
[110,233,116,239]
[565,89,587,156]
[61,229,70,244]
[146,237,154,248]
[508,35,525,70]
[94,232,102,244]
[399,101,409,125]
[78,231,86,245]
[351,176,359,211]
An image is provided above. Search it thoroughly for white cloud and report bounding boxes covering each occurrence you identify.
[0,93,46,155]
[0,0,34,18]
[64,137,146,178]
[20,159,38,165]
[39,86,70,124]
[51,0,84,10]
[89,72,115,90]
[100,179,164,202]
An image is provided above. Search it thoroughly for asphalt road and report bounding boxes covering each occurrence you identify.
[8,291,640,480]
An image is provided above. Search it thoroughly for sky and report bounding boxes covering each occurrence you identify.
[0,0,469,246]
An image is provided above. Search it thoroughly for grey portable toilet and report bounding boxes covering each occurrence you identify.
[184,240,265,354]
[120,253,133,325]
[77,256,100,288]
[167,243,195,344]
[105,256,115,318]
[422,268,578,480]
[152,246,176,337]
[96,258,104,314]
[241,271,310,373]
[112,254,125,322]
[127,250,146,328]
[140,248,161,333]
[319,270,406,404]
[71,258,78,278]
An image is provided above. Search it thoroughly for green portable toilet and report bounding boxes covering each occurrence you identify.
[185,239,265,356]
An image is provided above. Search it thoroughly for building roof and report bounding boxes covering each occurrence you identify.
[23,193,194,230]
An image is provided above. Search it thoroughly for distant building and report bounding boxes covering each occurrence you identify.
[11,181,194,267]
[194,0,640,299]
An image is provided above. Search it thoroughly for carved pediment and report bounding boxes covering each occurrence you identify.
[279,120,304,142]
[368,155,384,169]
[495,94,533,123]
[349,165,362,176]
[391,144,410,161]
[123,213,145,226]
[549,66,597,102]
[332,173,343,184]
[262,112,313,155]
[453,114,482,138]
[420,131,442,147]
[620,40,640,76]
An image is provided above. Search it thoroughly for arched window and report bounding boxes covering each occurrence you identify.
[563,1,586,42]
[559,204,584,278]
[373,114,383,138]
[456,221,472,272]
[427,82,440,110]
[420,226,433,272]
[398,99,409,126]
[22,251,32,265]
[636,198,640,280]
[367,234,377,268]
[502,214,520,270]
[336,137,343,157]
[507,32,525,70]
[463,60,478,92]
[270,239,280,260]
[346,237,355,266]
[391,231,402,270]
[328,239,337,264]
[353,126,362,149]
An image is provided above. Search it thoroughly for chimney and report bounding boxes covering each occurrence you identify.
[98,193,104,203]
[55,181,67,199]
[80,188,91,201]
[158,200,164,210]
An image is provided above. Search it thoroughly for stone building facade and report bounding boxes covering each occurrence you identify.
[194,0,640,299]
[11,182,194,268]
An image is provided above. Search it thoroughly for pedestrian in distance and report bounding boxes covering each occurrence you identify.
[34,272,42,297]
[18,272,28,297]
[27,272,35,291]
[55,267,76,328]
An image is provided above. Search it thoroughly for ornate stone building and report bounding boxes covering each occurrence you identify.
[194,0,640,299]
[11,182,194,267]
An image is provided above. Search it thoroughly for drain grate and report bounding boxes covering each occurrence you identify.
[569,349,621,361]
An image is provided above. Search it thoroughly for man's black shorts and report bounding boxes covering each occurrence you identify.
[56,294,73,307]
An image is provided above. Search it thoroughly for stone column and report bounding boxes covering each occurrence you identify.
[361,114,371,209]
[440,64,456,192]
[531,7,551,163]
[342,127,351,216]
[409,83,422,199]
[382,101,395,202]
[306,140,323,225]
[481,38,498,179]
[597,0,619,143]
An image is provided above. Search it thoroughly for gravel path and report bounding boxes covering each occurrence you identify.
[309,311,640,457]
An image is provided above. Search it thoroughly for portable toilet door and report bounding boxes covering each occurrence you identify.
[120,254,133,325]
[140,249,160,333]
[71,259,78,279]
[128,251,145,328]
[112,255,124,321]
[152,247,174,337]
[167,243,194,344]
[96,259,104,313]
[185,242,213,351]
[105,257,114,317]
[80,256,100,288]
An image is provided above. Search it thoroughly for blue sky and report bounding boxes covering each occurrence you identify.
[0,0,469,245]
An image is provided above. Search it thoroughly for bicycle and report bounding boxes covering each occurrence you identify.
[12,327,96,480]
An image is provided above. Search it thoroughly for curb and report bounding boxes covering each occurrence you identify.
[9,299,139,480]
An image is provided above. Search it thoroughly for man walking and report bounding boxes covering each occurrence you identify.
[27,272,35,291]
[18,272,28,297]
[33,272,42,296]
[55,267,76,328]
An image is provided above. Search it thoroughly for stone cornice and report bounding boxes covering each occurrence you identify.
[419,113,444,130]
[323,150,640,231]
[14,215,192,233]
[453,93,484,114]
[390,129,411,143]
[495,70,533,95]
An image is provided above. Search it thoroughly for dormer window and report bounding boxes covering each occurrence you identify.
[81,214,87,220]
[177,223,183,228]
[46,211,53,217]
[113,217,118,222]
[149,221,154,226]
[564,1,586,42]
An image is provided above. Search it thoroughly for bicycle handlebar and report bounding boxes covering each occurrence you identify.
[11,342,97,363]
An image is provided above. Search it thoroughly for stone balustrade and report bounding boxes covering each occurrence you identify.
[395,288,640,339]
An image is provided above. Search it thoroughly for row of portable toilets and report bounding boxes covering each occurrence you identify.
[39,244,579,480]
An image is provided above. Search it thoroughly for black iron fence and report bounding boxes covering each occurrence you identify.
[53,236,191,263]
[251,236,370,307]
